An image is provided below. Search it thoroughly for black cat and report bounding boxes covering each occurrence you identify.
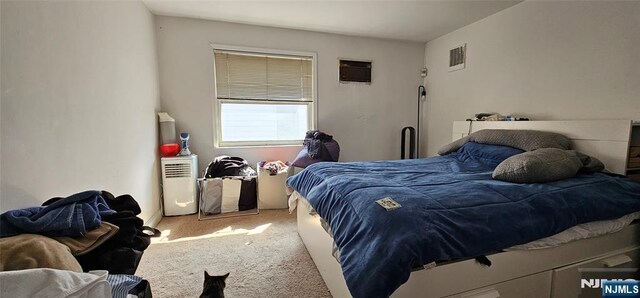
[199,271,229,298]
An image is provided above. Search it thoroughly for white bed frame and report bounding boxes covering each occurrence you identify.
[297,120,640,298]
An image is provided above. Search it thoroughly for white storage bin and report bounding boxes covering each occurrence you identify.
[257,162,294,209]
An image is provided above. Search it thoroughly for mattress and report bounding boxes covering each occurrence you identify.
[291,191,640,253]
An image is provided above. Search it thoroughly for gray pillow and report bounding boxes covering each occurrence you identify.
[574,151,605,173]
[438,129,572,155]
[492,148,583,183]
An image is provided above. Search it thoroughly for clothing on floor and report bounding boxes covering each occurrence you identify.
[78,247,144,275]
[53,222,120,256]
[0,234,83,272]
[100,210,149,250]
[0,190,116,237]
[76,191,151,274]
[100,193,142,214]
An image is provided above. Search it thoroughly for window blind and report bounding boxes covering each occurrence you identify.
[214,51,313,101]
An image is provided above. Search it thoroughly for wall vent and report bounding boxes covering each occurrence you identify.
[339,59,372,84]
[449,44,466,72]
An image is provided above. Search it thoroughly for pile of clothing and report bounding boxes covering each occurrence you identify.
[0,190,154,297]
[260,160,290,176]
[204,155,256,178]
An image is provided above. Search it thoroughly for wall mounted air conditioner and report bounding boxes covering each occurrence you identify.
[161,155,198,216]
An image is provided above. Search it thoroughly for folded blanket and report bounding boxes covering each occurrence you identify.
[0,234,83,272]
[0,190,116,237]
[53,222,120,256]
[0,268,111,298]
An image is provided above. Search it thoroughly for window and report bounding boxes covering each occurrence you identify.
[213,47,315,147]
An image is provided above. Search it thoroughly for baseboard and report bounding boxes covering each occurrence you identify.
[145,208,163,228]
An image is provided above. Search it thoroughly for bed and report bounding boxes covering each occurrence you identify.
[287,120,640,298]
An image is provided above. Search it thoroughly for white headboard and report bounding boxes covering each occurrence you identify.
[452,120,632,175]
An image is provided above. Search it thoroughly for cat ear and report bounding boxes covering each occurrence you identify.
[204,271,210,278]
[222,272,229,281]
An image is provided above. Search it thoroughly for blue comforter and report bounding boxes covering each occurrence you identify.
[286,142,640,298]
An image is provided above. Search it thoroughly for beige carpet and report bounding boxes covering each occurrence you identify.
[136,210,331,298]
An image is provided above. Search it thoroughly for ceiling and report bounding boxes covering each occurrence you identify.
[142,0,523,42]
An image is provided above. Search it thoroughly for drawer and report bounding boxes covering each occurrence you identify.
[551,246,640,298]
[629,146,640,158]
[445,271,552,298]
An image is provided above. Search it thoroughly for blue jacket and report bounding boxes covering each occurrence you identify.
[0,190,116,237]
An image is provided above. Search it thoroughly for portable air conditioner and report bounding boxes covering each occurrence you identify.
[161,155,198,216]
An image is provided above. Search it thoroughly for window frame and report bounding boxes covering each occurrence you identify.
[210,44,318,148]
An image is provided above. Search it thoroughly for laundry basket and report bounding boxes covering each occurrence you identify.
[198,176,258,220]
[257,162,294,209]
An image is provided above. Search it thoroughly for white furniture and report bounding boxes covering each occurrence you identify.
[296,120,640,298]
[161,155,198,216]
[257,163,294,209]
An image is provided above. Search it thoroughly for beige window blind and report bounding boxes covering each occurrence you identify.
[214,51,313,102]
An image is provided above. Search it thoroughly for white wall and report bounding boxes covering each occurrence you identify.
[155,16,425,169]
[1,1,162,223]
[423,1,640,156]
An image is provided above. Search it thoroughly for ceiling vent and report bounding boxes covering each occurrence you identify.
[449,44,466,72]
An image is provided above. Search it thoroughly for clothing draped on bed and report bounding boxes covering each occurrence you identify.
[286,142,640,298]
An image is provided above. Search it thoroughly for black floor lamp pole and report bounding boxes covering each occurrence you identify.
[417,85,426,158]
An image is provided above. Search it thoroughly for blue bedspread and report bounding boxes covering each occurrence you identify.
[286,142,640,298]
